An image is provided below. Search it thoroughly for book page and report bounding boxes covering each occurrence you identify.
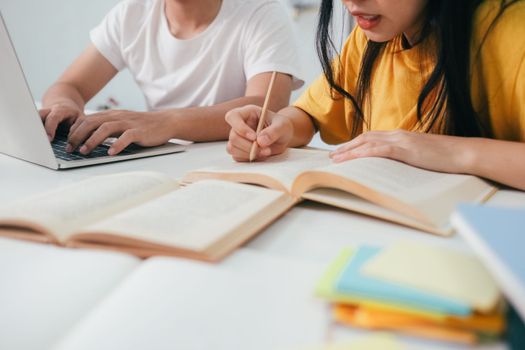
[75,180,294,253]
[0,237,139,350]
[52,252,328,350]
[0,172,178,242]
[295,157,495,227]
[308,158,473,200]
[184,148,331,192]
[302,189,450,236]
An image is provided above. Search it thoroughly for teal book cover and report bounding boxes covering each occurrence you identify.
[452,204,525,323]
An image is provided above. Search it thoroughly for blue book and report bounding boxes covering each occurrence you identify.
[452,204,525,322]
[335,246,471,316]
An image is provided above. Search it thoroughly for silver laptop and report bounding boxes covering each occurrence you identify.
[0,13,185,170]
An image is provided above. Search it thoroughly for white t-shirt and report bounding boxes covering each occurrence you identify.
[90,0,303,111]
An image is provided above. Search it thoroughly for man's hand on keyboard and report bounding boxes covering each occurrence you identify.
[65,110,175,155]
[39,103,84,142]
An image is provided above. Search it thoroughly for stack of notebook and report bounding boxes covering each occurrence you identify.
[315,241,505,345]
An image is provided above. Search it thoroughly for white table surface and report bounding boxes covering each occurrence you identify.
[1,142,523,350]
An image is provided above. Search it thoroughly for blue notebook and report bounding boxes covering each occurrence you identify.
[452,204,525,322]
[335,246,471,316]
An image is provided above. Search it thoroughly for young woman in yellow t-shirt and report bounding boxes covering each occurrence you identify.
[225,0,525,190]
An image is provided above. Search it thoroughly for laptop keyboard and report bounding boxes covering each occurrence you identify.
[51,136,134,161]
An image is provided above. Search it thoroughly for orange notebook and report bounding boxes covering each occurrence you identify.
[333,304,504,345]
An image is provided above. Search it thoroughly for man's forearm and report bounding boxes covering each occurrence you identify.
[152,95,267,141]
[42,82,86,111]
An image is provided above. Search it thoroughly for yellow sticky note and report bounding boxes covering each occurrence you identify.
[315,249,451,319]
[361,241,500,312]
[293,333,404,350]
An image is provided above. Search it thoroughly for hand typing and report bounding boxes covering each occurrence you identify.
[66,110,176,155]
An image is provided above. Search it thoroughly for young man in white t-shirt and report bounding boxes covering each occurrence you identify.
[39,0,303,155]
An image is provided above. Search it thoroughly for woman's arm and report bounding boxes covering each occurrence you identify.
[459,137,525,190]
[329,130,525,190]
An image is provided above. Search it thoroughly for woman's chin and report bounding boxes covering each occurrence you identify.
[361,31,396,43]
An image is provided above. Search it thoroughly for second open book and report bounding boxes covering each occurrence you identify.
[183,148,497,236]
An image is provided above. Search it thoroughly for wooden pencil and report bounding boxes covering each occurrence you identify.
[249,71,277,162]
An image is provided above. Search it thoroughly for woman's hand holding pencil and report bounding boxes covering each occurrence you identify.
[225,104,294,162]
[225,71,294,162]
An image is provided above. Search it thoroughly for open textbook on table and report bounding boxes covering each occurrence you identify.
[0,172,294,261]
[184,148,496,236]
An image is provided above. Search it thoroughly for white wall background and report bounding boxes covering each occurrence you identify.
[0,0,142,111]
[0,0,350,147]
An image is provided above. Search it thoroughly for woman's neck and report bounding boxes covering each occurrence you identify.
[164,0,222,39]
[403,6,429,47]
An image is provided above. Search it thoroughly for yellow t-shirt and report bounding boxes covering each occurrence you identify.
[294,0,525,144]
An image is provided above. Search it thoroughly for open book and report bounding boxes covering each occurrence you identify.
[0,238,328,350]
[183,148,497,236]
[0,172,295,261]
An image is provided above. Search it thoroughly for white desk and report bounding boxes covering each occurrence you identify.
[1,142,522,350]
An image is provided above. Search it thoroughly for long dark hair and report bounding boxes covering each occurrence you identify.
[316,0,518,138]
